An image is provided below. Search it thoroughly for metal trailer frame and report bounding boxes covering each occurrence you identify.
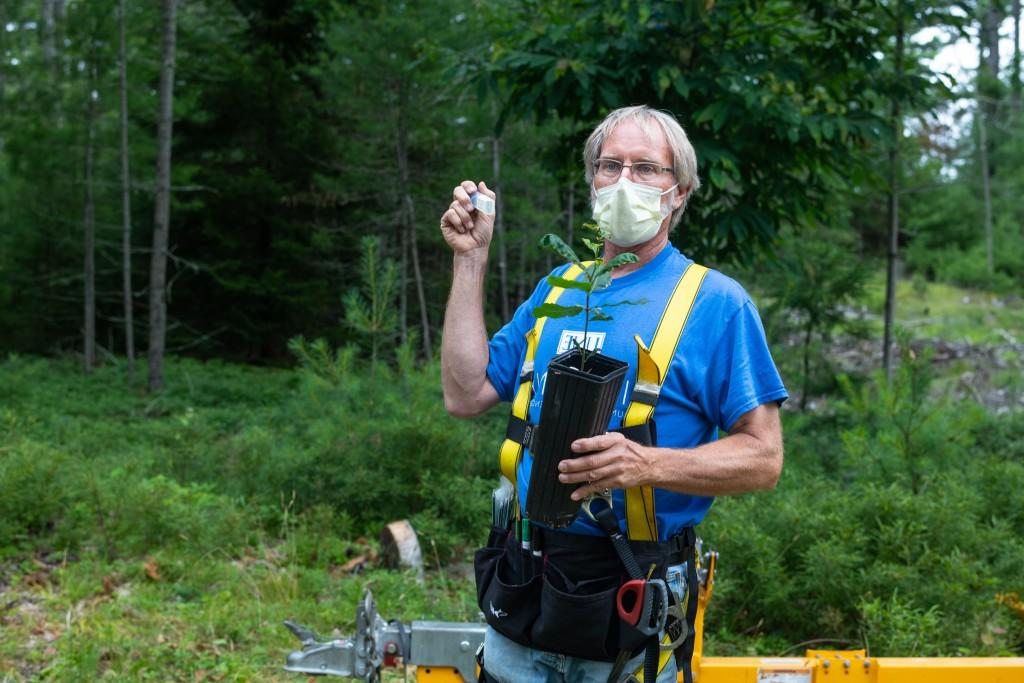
[284,549,1024,682]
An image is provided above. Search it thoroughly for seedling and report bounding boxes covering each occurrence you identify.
[533,224,648,370]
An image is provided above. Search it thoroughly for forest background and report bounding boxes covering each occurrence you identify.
[2,0,1024,680]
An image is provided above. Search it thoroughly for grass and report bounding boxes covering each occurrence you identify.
[861,274,1024,345]
[2,549,475,682]
[0,354,490,682]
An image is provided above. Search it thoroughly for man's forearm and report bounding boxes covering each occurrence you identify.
[561,403,784,499]
[441,251,493,417]
[646,430,783,496]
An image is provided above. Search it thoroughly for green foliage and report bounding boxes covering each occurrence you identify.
[910,243,1020,293]
[287,335,357,384]
[837,338,984,493]
[701,338,1024,657]
[860,592,945,657]
[481,0,926,262]
[534,226,644,368]
[748,226,869,408]
[341,236,399,369]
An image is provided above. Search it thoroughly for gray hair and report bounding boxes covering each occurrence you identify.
[583,106,700,228]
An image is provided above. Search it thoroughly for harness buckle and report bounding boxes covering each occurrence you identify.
[581,490,613,524]
[631,381,661,406]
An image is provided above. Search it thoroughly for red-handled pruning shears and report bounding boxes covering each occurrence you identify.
[616,577,669,636]
[582,492,669,637]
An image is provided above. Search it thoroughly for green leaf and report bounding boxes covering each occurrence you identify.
[709,166,728,189]
[672,75,690,98]
[546,275,591,292]
[532,303,584,319]
[605,252,639,268]
[695,102,729,132]
[581,222,606,239]
[538,233,581,264]
[589,309,613,321]
[581,237,603,258]
[805,117,821,145]
[657,69,671,97]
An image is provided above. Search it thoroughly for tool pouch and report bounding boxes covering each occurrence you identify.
[474,529,542,642]
[473,527,682,662]
[531,560,624,660]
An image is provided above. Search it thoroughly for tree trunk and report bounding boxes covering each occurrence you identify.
[493,135,509,321]
[399,218,408,346]
[979,1,1003,87]
[977,6,997,276]
[0,3,7,108]
[517,233,528,304]
[800,320,813,411]
[882,9,904,383]
[1013,0,1021,110]
[565,182,575,247]
[40,0,57,70]
[394,83,432,358]
[119,0,135,380]
[40,0,61,120]
[83,61,97,373]
[148,0,177,392]
[405,189,432,358]
[979,106,995,274]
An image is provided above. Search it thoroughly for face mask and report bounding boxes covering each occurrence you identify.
[592,178,678,247]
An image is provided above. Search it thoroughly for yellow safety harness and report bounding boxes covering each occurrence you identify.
[498,260,709,538]
[493,259,709,683]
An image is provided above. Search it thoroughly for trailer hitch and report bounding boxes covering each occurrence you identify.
[283,590,483,682]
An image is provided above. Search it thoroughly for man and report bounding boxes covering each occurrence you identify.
[440,105,787,683]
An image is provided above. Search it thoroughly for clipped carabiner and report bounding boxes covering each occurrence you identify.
[581,488,613,524]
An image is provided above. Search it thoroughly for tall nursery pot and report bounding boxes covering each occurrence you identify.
[526,348,628,527]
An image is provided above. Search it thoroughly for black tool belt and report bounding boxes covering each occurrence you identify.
[473,523,693,663]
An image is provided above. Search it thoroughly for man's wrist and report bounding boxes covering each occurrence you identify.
[643,444,673,489]
[454,248,489,269]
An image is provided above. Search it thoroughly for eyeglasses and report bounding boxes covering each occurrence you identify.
[594,158,674,182]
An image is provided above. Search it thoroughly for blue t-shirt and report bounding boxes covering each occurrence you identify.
[486,244,788,540]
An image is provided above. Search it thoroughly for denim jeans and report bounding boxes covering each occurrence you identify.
[483,625,678,683]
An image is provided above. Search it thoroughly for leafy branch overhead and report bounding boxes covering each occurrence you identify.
[480,0,962,263]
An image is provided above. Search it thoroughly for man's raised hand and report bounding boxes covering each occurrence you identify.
[440,180,495,255]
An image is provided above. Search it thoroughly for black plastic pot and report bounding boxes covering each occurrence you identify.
[525,348,629,527]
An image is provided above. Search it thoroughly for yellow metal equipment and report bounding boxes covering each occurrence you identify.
[284,547,1024,682]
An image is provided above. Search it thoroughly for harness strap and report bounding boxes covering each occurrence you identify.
[628,527,698,683]
[590,501,662,683]
[678,544,699,683]
[623,263,708,541]
[502,420,654,451]
[499,262,588,514]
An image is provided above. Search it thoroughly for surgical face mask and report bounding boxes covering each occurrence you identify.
[592,178,678,247]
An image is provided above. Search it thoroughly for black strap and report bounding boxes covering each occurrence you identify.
[612,420,657,447]
[644,636,659,682]
[629,390,659,407]
[592,504,645,579]
[676,541,699,683]
[504,414,535,450]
